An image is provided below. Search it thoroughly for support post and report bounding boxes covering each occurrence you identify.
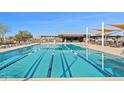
[54,39,56,45]
[123,32,124,41]
[64,38,66,46]
[86,27,89,46]
[102,22,104,47]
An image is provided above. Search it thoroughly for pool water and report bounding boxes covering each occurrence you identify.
[0,44,124,78]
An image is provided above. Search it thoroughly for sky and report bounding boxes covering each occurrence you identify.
[0,12,124,37]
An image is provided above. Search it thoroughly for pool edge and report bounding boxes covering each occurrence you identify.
[1,78,124,81]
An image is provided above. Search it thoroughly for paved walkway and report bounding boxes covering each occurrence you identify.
[0,43,38,53]
[75,43,124,58]
[0,78,124,81]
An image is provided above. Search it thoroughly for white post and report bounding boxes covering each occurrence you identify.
[86,27,89,46]
[123,32,124,41]
[54,39,56,45]
[101,53,104,70]
[102,22,104,47]
[64,38,66,46]
[3,35,6,43]
[48,37,50,45]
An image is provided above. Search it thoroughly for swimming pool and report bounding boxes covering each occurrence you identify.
[0,44,124,78]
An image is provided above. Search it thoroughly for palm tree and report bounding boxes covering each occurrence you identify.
[0,23,10,43]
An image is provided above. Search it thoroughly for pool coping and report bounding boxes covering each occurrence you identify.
[0,78,124,81]
[0,43,65,53]
[0,43,39,53]
[72,43,124,59]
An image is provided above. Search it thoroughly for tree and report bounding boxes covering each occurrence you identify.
[15,30,33,42]
[0,23,10,43]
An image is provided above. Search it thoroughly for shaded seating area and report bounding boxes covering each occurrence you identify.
[88,24,124,48]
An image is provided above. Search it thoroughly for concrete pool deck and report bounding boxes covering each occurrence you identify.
[0,43,64,53]
[1,78,124,81]
[73,43,124,58]
[0,43,38,53]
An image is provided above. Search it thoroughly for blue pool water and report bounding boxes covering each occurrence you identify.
[0,44,124,78]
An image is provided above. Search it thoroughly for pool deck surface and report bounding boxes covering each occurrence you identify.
[0,78,124,81]
[74,43,124,58]
[0,43,38,53]
[0,43,62,53]
[0,42,124,81]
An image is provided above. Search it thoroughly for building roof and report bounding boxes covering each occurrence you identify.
[40,35,58,37]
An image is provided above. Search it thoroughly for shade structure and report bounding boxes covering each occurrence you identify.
[94,28,119,38]
[109,24,124,40]
[95,28,118,33]
[109,24,124,30]
[94,27,119,47]
[92,23,105,47]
